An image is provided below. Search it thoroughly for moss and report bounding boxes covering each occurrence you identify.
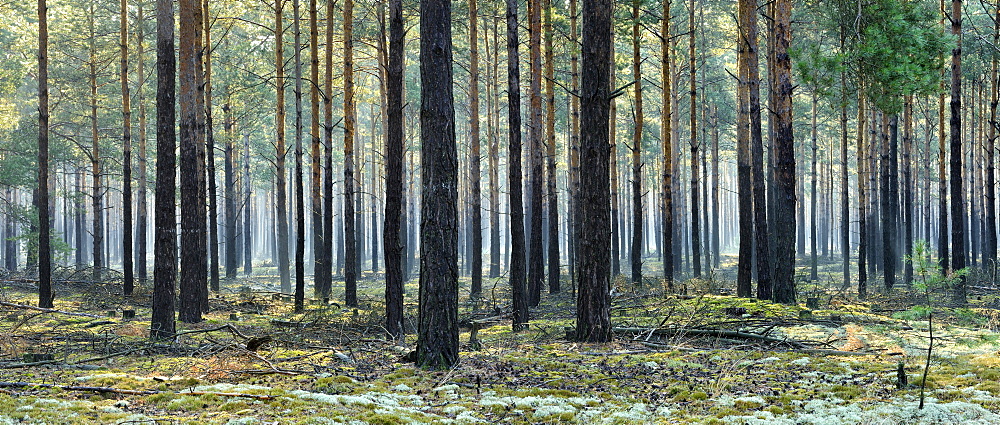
[830,385,862,400]
[364,412,405,425]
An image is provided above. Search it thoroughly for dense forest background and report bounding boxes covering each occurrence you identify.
[0,0,998,368]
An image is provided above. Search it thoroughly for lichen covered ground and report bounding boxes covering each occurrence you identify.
[3,260,1000,424]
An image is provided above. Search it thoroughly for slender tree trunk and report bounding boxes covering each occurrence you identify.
[343,0,358,307]
[309,0,325,299]
[292,0,306,313]
[507,0,528,331]
[840,33,849,289]
[151,0,176,339]
[630,0,643,286]
[688,0,700,279]
[204,0,220,295]
[527,0,544,307]
[938,0,950,272]
[810,91,818,282]
[858,92,868,299]
[224,97,237,279]
[384,0,404,340]
[120,0,134,297]
[89,4,104,284]
[319,0,334,294]
[746,0,770,300]
[243,133,253,275]
[950,0,966,304]
[37,0,52,308]
[903,96,914,286]
[662,0,674,289]
[881,113,898,292]
[488,14,502,280]
[275,0,291,294]
[417,0,459,369]
[987,7,999,269]
[469,0,484,295]
[544,0,559,293]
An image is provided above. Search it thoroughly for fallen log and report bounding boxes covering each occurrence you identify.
[0,381,276,400]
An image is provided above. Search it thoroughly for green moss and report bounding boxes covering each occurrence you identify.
[830,385,862,400]
[364,413,405,425]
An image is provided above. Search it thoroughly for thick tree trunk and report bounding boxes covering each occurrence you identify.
[771,0,795,305]
[417,0,459,369]
[384,0,404,340]
[576,0,612,343]
[178,0,206,323]
[744,0,770,300]
[987,8,999,269]
[151,0,177,339]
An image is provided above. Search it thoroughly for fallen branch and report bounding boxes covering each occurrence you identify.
[0,301,102,318]
[0,381,276,400]
[614,326,806,348]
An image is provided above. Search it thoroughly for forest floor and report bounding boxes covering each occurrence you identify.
[4,257,1000,424]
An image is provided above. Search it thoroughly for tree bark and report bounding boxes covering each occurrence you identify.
[950,0,966,304]
[417,0,459,368]
[469,0,483,295]
[292,0,306,313]
[987,6,999,269]
[120,0,134,298]
[902,96,914,286]
[37,0,52,308]
[662,0,674,289]
[544,0,559,294]
[204,0,221,294]
[309,0,325,299]
[274,0,291,295]
[343,0,358,308]
[576,0,612,343]
[384,0,405,340]
[689,0,700,279]
[771,0,794,305]
[506,0,528,331]
[89,4,104,285]
[527,0,544,307]
[151,0,177,339]
[178,0,206,323]
[630,0,643,286]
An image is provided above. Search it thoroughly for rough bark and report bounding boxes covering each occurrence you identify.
[470,0,483,295]
[89,4,104,285]
[950,0,966,304]
[527,0,544,307]
[662,0,674,289]
[178,0,206,323]
[151,0,177,339]
[771,0,795,305]
[417,0,459,369]
[37,0,52,308]
[344,0,358,308]
[689,0,700,279]
[384,0,404,340]
[275,0,291,294]
[293,0,306,313]
[544,0,559,294]
[205,0,221,294]
[507,0,528,331]
[576,0,612,343]
[630,0,643,286]
[120,0,134,298]
[310,0,325,299]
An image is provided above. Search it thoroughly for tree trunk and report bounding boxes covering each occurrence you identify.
[417,0,459,369]
[662,0,674,289]
[274,0,291,294]
[746,0,770,300]
[204,0,220,295]
[950,0,966,304]
[506,0,528,331]
[840,33,849,290]
[576,0,612,343]
[469,0,483,295]
[151,0,177,339]
[688,0,700,279]
[309,0,325,299]
[544,0,559,294]
[244,133,253,275]
[858,92,868,299]
[488,13,502,280]
[37,0,52,308]
[384,0,405,340]
[810,91,818,282]
[292,0,306,313]
[903,96,914,286]
[343,0,358,307]
[178,0,206,323]
[89,4,104,285]
[987,6,999,269]
[880,113,898,292]
[319,0,335,294]
[527,0,544,307]
[630,0,643,286]
[120,0,134,298]
[771,0,794,305]
[225,97,237,279]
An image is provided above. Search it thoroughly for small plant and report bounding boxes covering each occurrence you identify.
[902,240,968,409]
